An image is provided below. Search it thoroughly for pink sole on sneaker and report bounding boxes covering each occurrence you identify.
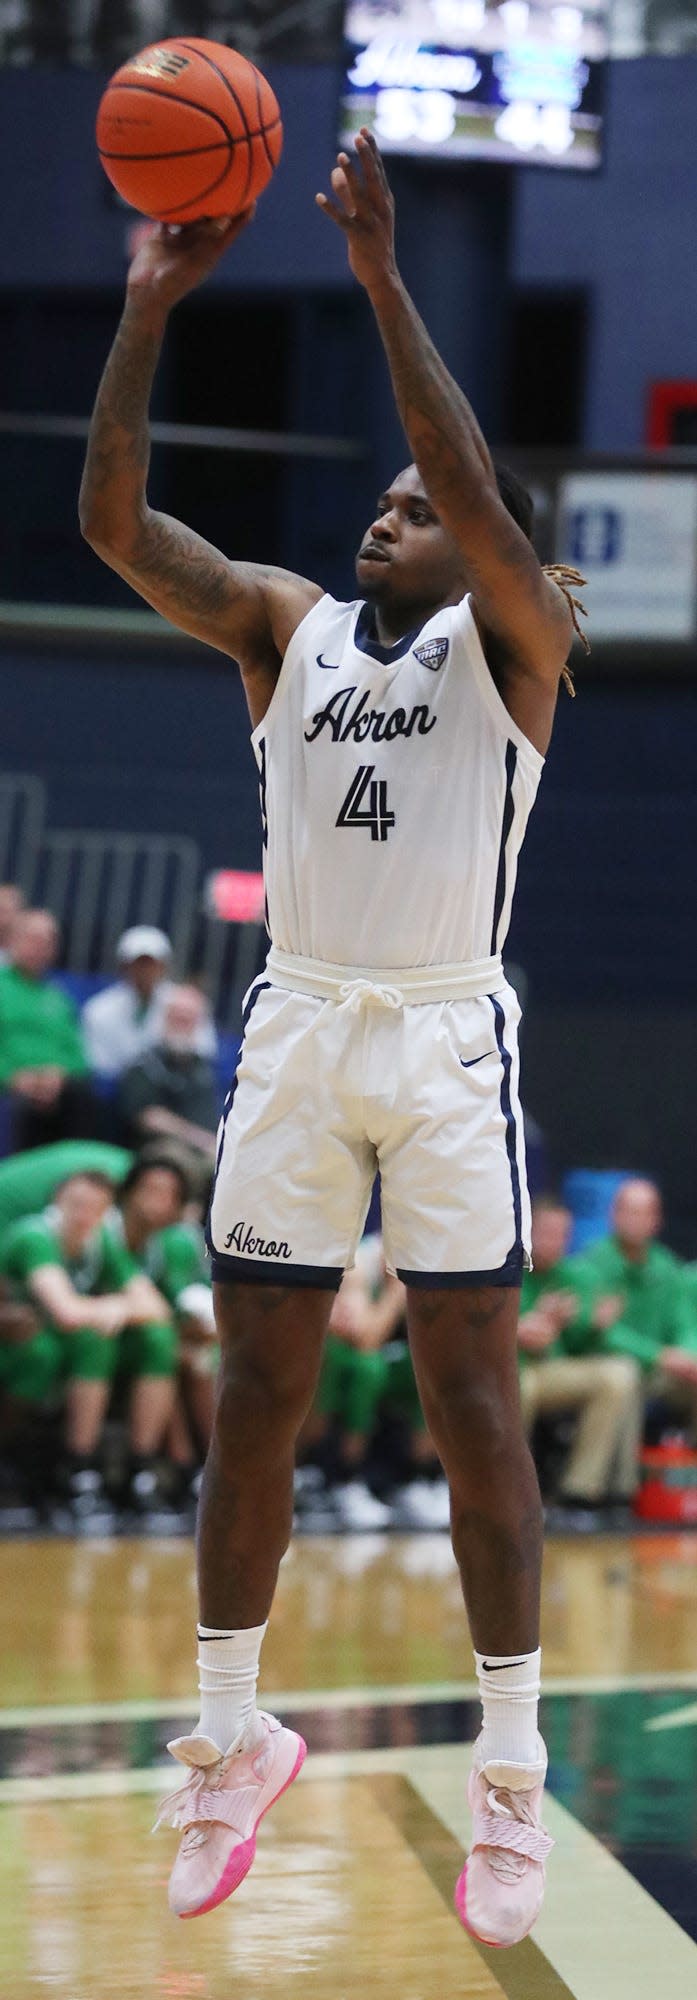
[455,1860,543,1949]
[455,1863,506,1947]
[179,1737,307,1919]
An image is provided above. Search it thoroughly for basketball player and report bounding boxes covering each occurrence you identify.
[80,131,585,1945]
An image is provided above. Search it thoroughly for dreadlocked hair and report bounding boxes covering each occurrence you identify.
[542,564,590,696]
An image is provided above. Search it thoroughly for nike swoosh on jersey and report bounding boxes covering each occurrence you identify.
[460,1052,495,1068]
[316,653,341,670]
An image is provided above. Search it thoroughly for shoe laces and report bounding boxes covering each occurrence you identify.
[154,1715,273,1839]
[157,1748,226,1844]
[483,1786,539,1881]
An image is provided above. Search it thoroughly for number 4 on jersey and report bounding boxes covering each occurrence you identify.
[336,765,396,843]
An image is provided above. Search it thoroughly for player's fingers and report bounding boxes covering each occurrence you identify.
[330,163,361,216]
[315,190,351,231]
[357,127,391,189]
[337,148,371,207]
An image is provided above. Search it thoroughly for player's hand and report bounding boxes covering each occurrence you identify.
[517,1310,558,1354]
[660,1346,697,1383]
[126,209,257,310]
[592,1293,625,1332]
[90,1297,130,1339]
[542,1288,578,1331]
[316,129,398,293]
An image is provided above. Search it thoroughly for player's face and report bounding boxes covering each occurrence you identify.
[612,1181,662,1251]
[356,467,465,612]
[57,1178,112,1248]
[129,1168,184,1232]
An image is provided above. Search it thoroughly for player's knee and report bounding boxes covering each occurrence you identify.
[215,1335,316,1441]
[128,1320,178,1378]
[600,1355,640,1402]
[423,1366,518,1462]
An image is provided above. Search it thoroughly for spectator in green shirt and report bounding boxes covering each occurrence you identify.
[518,1199,642,1518]
[0,1168,173,1521]
[0,909,100,1152]
[574,1179,697,1440]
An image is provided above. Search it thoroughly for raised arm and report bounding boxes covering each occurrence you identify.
[79,215,321,726]
[317,132,578,751]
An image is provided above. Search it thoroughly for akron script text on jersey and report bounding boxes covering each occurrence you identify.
[304,685,437,745]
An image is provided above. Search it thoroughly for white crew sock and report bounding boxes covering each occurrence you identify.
[195,1622,268,1752]
[474,1646,541,1767]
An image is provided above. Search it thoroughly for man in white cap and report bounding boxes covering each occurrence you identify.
[82,927,216,1079]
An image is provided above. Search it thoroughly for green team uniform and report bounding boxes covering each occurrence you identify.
[142,1220,217,1377]
[317,1239,420,1436]
[103,1214,207,1380]
[564,1237,697,1371]
[0,1208,138,1399]
[143,1222,209,1308]
[0,966,88,1085]
[318,1336,391,1435]
[0,1143,131,1237]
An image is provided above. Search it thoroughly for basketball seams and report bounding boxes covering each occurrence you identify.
[177,41,254,205]
[99,143,230,161]
[251,64,275,171]
[100,122,281,163]
[156,152,241,219]
[98,82,232,150]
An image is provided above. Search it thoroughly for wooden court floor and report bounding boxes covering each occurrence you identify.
[2,1528,697,1999]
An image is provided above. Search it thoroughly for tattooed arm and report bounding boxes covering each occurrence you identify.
[317,132,573,752]
[79,216,321,724]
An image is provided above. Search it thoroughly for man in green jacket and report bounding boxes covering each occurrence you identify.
[573,1180,697,1438]
[518,1199,642,1516]
[0,909,99,1150]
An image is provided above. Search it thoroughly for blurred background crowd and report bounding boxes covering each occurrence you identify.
[2,880,697,1537]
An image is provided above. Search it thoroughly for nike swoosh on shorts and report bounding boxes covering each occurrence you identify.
[460,1052,495,1069]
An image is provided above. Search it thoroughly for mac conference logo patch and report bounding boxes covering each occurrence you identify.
[414,637,449,671]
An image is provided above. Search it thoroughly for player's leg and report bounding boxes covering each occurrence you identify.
[120,1318,178,1514]
[407,1285,542,1651]
[524,1354,642,1510]
[384,1338,451,1527]
[158,978,370,1915]
[0,1327,64,1512]
[406,1284,550,1948]
[62,1324,120,1521]
[330,1339,392,1528]
[197,1279,334,1628]
[158,1279,336,1919]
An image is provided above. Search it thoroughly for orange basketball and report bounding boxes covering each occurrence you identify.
[96,38,282,224]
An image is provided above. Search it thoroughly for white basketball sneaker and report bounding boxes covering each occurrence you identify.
[455,1732,553,1947]
[154,1711,306,1918]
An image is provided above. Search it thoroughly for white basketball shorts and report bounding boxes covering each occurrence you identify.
[207,953,531,1291]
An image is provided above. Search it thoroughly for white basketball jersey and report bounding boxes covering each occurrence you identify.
[250,592,544,969]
